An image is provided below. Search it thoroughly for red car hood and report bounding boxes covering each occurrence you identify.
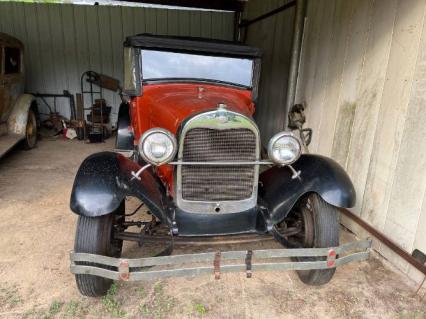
[130,82,256,195]
[131,83,255,138]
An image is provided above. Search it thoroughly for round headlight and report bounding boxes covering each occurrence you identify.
[267,132,302,165]
[138,128,177,166]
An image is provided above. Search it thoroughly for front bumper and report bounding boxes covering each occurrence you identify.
[70,239,371,281]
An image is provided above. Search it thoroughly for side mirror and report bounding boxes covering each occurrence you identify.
[123,47,141,96]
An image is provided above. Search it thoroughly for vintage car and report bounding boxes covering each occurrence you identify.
[0,33,38,158]
[70,34,371,297]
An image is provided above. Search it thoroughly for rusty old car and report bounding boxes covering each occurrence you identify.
[0,32,38,158]
[69,34,371,297]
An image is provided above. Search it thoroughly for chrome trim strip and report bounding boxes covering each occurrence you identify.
[170,161,273,165]
[176,109,261,214]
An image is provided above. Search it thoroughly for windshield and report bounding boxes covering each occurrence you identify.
[141,50,254,87]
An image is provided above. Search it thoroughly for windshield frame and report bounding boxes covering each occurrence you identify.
[140,49,256,89]
[123,46,261,101]
[142,77,252,90]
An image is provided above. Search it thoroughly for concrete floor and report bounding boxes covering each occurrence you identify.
[0,138,425,319]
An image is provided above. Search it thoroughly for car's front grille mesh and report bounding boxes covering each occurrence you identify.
[181,128,257,201]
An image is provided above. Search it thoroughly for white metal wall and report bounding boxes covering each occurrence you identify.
[296,0,426,283]
[0,2,234,123]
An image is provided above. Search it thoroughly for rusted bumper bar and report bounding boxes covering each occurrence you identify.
[70,239,371,281]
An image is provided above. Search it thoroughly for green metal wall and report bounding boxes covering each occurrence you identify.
[243,0,295,144]
[0,2,234,121]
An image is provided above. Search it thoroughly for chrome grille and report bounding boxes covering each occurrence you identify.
[181,128,257,201]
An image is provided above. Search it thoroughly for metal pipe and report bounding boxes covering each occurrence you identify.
[239,0,296,28]
[339,208,426,275]
[115,232,275,246]
[234,11,243,41]
[285,0,307,128]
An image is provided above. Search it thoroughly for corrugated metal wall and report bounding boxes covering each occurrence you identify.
[296,0,426,283]
[0,2,234,123]
[243,0,295,144]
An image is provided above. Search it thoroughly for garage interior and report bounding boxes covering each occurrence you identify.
[0,0,425,318]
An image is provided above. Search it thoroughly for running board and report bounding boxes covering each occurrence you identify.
[70,239,371,281]
[0,134,23,158]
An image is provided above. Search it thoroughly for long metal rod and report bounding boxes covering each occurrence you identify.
[33,91,76,120]
[415,276,426,295]
[234,11,243,41]
[115,232,275,245]
[284,0,307,128]
[340,208,426,275]
[169,161,273,165]
[239,0,296,28]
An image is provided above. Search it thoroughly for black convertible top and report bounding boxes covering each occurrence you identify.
[124,34,262,59]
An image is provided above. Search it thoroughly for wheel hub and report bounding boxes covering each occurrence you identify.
[273,197,316,248]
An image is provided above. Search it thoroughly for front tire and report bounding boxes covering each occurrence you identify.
[74,206,123,297]
[273,193,339,285]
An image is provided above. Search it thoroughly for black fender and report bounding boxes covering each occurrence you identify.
[259,154,356,224]
[70,152,171,225]
[115,102,134,151]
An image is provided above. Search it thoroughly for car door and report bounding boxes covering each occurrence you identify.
[1,44,23,124]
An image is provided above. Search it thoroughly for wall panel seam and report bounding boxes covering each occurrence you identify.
[344,0,374,172]
[359,0,398,225]
[330,1,355,162]
[316,0,337,153]
[382,0,426,252]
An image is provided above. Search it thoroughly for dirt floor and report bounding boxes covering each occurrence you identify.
[0,137,425,319]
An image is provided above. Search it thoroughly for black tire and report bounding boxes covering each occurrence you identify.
[22,109,37,150]
[273,193,339,286]
[74,205,124,297]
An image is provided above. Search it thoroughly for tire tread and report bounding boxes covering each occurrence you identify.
[297,194,339,285]
[74,214,115,297]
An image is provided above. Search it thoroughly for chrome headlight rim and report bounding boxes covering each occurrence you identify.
[267,131,302,165]
[138,128,177,166]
